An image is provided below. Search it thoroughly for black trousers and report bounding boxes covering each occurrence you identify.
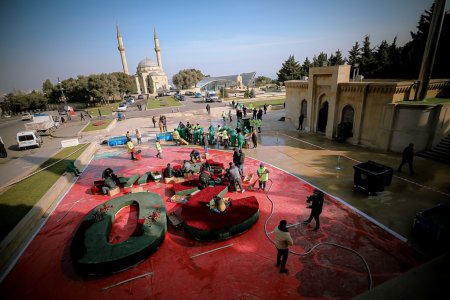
[276,248,289,268]
[306,211,321,229]
[398,159,414,175]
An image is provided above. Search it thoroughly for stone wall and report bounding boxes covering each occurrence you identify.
[285,65,450,153]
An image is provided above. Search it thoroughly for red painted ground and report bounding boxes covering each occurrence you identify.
[0,147,423,299]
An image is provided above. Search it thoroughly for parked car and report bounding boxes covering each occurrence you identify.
[185,91,195,96]
[117,103,128,111]
[178,95,186,101]
[194,92,203,98]
[137,94,144,99]
[205,91,220,102]
[126,97,135,104]
[21,113,33,121]
[17,130,42,150]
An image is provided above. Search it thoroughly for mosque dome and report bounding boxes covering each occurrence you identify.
[138,58,158,68]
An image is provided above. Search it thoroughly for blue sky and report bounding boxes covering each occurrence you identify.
[0,0,438,93]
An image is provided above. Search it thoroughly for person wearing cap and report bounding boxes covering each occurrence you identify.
[274,220,293,273]
[303,189,325,231]
[257,162,269,191]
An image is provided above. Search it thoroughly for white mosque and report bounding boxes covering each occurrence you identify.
[116,26,169,95]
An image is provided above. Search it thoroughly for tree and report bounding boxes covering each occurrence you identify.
[301,57,312,76]
[328,49,346,66]
[42,79,53,97]
[254,76,274,86]
[360,35,376,77]
[277,55,302,83]
[317,52,328,67]
[347,42,361,67]
[220,87,229,98]
[172,69,204,89]
[372,40,390,77]
[112,72,136,97]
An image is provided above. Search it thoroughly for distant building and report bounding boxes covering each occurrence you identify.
[196,72,256,91]
[284,65,450,153]
[116,27,168,95]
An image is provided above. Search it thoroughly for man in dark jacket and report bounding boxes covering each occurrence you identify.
[233,148,240,166]
[303,189,324,231]
[228,163,245,193]
[398,143,414,175]
[238,149,245,176]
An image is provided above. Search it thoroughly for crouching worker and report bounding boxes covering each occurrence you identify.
[102,176,117,196]
[208,196,232,214]
[190,149,201,162]
[181,160,193,174]
[199,169,211,190]
[173,128,180,146]
[164,163,182,178]
[66,160,81,176]
[102,167,118,181]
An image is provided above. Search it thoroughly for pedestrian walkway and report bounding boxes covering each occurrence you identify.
[103,106,450,248]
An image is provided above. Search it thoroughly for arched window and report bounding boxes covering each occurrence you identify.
[341,105,354,124]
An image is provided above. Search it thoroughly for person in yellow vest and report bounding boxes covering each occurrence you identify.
[257,162,269,191]
[172,128,180,146]
[156,141,163,158]
[222,129,229,148]
[126,137,136,160]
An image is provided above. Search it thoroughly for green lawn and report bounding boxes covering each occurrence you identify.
[246,98,286,108]
[82,119,113,132]
[0,144,88,241]
[84,103,121,117]
[147,96,182,109]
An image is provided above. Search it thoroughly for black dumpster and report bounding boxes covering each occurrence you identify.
[412,204,450,252]
[353,160,393,195]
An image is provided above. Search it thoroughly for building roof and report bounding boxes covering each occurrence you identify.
[196,72,256,88]
[138,58,158,68]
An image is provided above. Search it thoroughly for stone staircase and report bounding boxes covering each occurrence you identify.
[418,135,450,164]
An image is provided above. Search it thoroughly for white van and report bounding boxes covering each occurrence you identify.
[17,130,42,150]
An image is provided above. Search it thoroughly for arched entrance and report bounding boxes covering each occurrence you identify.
[341,105,354,124]
[317,101,328,132]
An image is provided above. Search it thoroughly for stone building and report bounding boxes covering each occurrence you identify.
[285,65,450,153]
[116,27,168,95]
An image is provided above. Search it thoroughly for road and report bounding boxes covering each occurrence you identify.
[0,91,285,189]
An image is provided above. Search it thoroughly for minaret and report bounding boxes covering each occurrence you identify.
[154,27,163,70]
[116,25,129,75]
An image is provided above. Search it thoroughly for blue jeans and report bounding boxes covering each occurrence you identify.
[204,145,208,154]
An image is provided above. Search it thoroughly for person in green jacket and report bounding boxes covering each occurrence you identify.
[66,160,81,176]
[237,132,245,150]
[256,118,262,133]
[208,124,215,145]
